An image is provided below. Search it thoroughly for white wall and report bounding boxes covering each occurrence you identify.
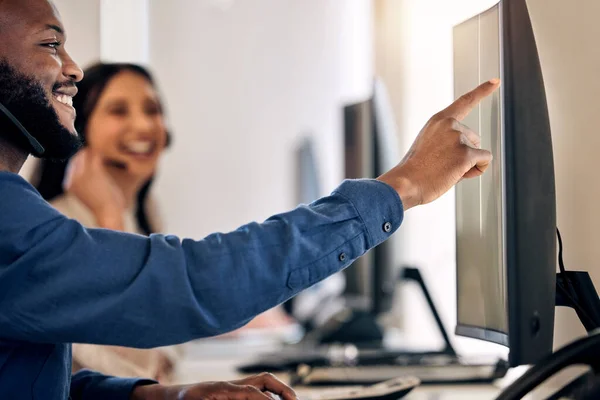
[148,0,374,238]
[54,0,101,68]
[100,0,149,64]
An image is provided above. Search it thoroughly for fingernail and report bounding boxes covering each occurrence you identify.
[489,78,500,85]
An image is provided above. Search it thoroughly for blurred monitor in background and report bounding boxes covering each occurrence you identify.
[342,77,400,319]
[285,137,347,329]
[287,78,402,343]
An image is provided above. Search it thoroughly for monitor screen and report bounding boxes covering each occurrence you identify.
[454,0,557,367]
[454,3,508,344]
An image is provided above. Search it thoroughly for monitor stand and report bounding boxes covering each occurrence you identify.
[397,267,458,357]
[555,271,600,333]
[496,271,600,400]
[296,266,457,356]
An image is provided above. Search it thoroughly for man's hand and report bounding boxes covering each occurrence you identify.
[377,79,500,210]
[131,373,298,400]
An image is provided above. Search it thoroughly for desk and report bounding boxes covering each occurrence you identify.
[175,335,578,400]
[405,385,499,399]
[294,384,500,400]
[174,340,503,400]
[176,361,501,399]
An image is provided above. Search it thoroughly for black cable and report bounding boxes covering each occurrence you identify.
[0,101,45,156]
[557,228,576,297]
[557,228,565,274]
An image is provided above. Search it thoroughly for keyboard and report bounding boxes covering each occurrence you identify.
[239,346,508,385]
[300,361,507,386]
[297,376,420,400]
[238,346,463,373]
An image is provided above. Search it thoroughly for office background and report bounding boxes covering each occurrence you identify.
[29,0,600,366]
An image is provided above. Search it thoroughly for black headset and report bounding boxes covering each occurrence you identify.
[0,100,45,156]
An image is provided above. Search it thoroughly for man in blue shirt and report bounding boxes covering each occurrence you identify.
[0,0,498,399]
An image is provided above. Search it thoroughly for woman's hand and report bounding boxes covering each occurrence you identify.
[63,149,126,230]
[131,373,298,400]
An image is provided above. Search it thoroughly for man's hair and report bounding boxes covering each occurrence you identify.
[0,60,82,160]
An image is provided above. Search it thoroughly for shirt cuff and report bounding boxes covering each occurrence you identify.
[94,377,156,400]
[333,179,404,249]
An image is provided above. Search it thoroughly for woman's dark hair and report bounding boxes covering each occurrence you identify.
[34,62,169,235]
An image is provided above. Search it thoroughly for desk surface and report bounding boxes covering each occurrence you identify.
[403,386,499,399]
[296,384,500,400]
[171,338,576,400]
[174,334,572,400]
[174,356,502,400]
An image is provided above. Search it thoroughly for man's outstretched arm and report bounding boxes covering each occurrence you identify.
[0,80,499,349]
[0,177,403,347]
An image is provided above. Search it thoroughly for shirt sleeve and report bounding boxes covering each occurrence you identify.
[69,369,156,400]
[0,175,403,347]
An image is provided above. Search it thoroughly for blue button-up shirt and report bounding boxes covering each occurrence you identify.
[0,172,403,399]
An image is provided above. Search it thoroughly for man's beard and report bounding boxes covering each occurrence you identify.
[0,61,82,160]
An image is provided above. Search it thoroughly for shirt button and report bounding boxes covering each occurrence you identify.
[339,253,347,262]
[383,222,392,233]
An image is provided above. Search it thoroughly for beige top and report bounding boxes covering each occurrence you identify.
[52,193,141,234]
[51,193,177,382]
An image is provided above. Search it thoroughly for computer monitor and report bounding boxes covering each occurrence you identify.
[295,137,321,205]
[343,78,400,316]
[454,0,557,367]
[287,137,347,326]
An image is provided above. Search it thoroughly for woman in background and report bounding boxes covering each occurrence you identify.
[34,62,175,381]
[33,62,293,381]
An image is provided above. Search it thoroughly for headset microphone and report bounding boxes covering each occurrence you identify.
[0,101,45,156]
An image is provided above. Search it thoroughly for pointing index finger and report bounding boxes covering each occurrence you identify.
[440,79,500,121]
